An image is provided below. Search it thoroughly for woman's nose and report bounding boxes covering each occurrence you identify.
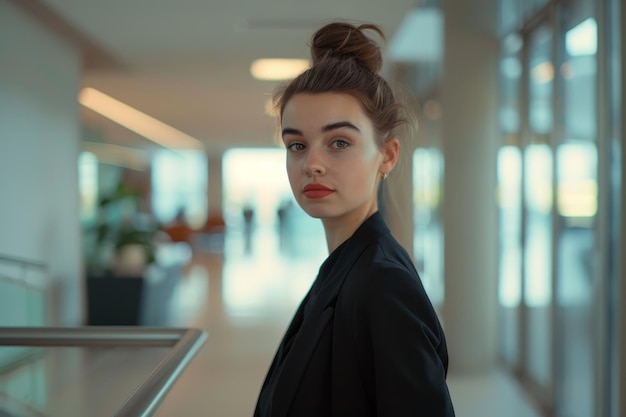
[303,149,325,176]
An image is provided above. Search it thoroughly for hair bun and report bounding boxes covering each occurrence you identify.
[310,22,384,74]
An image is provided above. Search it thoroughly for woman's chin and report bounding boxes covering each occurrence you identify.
[300,206,334,219]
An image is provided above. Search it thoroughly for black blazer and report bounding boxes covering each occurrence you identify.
[254,212,455,417]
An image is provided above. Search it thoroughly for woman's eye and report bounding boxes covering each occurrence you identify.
[332,139,350,149]
[287,142,304,152]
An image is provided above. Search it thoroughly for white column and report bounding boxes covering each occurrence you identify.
[441,0,499,374]
[381,66,418,258]
[207,152,224,221]
[0,1,83,325]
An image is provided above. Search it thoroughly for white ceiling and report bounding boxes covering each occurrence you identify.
[40,0,422,155]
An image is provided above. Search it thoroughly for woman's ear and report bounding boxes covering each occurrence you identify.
[380,138,400,175]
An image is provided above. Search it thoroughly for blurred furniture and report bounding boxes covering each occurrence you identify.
[162,223,193,243]
[189,213,226,253]
[86,275,144,325]
[86,243,192,326]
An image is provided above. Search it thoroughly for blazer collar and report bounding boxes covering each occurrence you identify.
[271,212,389,417]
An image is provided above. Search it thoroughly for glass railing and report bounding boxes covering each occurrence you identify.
[0,254,48,328]
[0,327,206,417]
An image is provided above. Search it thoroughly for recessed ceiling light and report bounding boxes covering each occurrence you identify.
[250,59,309,81]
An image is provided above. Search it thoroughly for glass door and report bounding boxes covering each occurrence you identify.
[497,33,523,369]
[497,1,614,415]
[554,1,598,416]
[523,22,554,403]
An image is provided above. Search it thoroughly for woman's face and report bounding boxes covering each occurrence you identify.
[281,92,396,223]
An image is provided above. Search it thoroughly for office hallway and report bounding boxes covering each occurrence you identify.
[152,225,543,417]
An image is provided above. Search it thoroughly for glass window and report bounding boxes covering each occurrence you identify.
[524,24,554,392]
[499,0,523,35]
[607,0,622,413]
[554,4,598,416]
[79,151,99,224]
[151,150,208,228]
[221,147,325,258]
[413,147,444,307]
[220,148,326,323]
[497,32,523,367]
[562,17,597,142]
[523,0,550,19]
[497,146,523,365]
[499,36,523,139]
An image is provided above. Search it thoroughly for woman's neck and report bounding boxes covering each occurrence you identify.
[322,207,377,253]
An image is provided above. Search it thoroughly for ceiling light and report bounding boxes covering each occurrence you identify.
[79,87,204,150]
[250,59,309,81]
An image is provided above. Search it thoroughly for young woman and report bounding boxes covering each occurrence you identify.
[254,21,455,417]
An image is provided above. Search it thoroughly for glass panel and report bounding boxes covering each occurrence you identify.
[562,18,597,141]
[499,0,522,34]
[554,5,598,416]
[152,150,208,228]
[0,328,206,417]
[528,27,554,141]
[221,148,325,258]
[524,24,553,391]
[499,36,523,140]
[523,143,553,389]
[413,147,444,307]
[221,148,326,324]
[555,143,596,417]
[0,258,47,328]
[0,346,171,417]
[0,280,46,327]
[608,0,622,413]
[522,0,549,19]
[497,34,523,367]
[79,151,98,225]
[497,146,523,365]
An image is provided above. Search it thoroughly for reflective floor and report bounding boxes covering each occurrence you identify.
[151,224,543,417]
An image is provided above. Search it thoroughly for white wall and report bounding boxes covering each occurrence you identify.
[0,1,83,325]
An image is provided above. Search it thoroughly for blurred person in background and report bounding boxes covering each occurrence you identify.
[254,21,455,417]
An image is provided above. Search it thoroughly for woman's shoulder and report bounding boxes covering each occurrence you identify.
[340,213,429,302]
[360,233,417,273]
[341,235,422,297]
[340,236,443,339]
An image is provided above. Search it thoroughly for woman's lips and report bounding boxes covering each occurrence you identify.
[303,184,334,199]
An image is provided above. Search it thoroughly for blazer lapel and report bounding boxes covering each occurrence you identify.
[270,212,387,417]
[271,304,335,417]
[271,251,355,417]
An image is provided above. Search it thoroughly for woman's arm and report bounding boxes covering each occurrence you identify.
[359,263,455,416]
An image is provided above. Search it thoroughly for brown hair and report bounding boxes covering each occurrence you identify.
[273,21,408,148]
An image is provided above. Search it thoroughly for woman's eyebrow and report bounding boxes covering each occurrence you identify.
[281,121,360,138]
[322,121,360,133]
[282,127,301,137]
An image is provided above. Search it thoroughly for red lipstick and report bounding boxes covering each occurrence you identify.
[302,183,334,199]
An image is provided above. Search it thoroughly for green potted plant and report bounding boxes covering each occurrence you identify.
[86,181,158,277]
[84,181,160,325]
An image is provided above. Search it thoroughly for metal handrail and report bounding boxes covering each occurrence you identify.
[0,254,46,269]
[0,254,48,289]
[0,327,208,417]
